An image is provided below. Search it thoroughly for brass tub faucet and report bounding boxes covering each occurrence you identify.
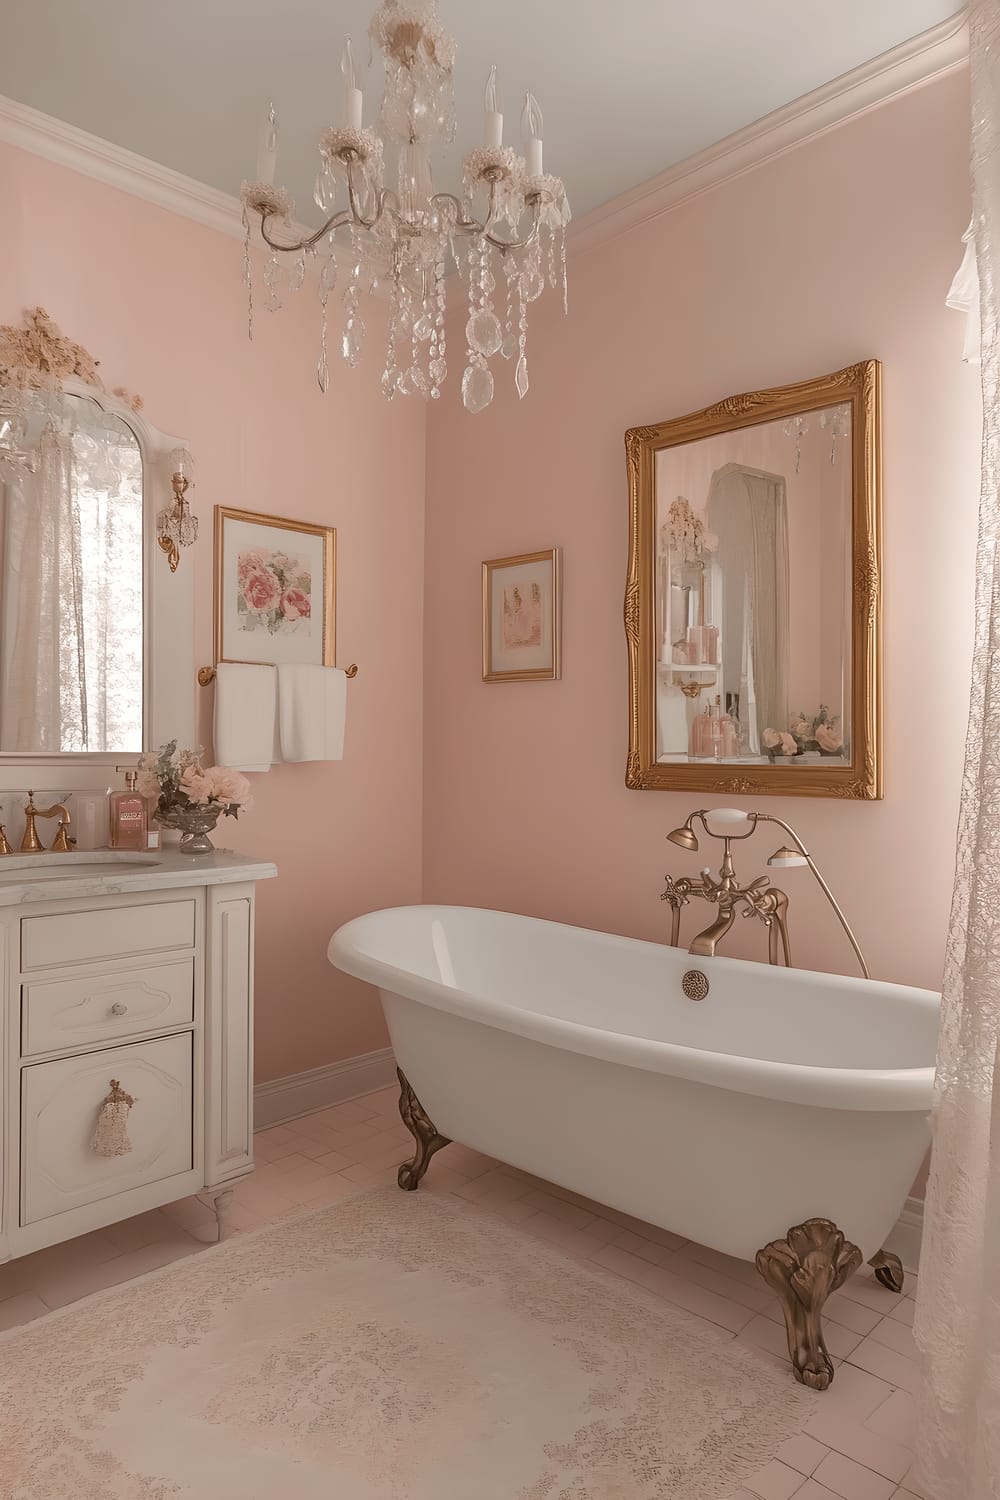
[662,807,869,978]
[20,791,74,853]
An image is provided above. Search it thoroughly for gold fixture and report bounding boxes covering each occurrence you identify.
[624,361,883,799]
[681,969,710,1001]
[156,463,198,573]
[663,815,792,967]
[20,791,73,853]
[395,1069,450,1190]
[662,807,869,977]
[0,825,11,855]
[198,662,358,686]
[869,1248,905,1293]
[756,1218,863,1390]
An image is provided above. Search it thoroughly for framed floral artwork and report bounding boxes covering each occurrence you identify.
[214,507,335,668]
[482,548,561,682]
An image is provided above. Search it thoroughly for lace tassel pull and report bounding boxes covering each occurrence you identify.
[91,1079,137,1158]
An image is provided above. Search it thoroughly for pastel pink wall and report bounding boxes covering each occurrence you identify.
[1,141,425,1082]
[423,70,980,992]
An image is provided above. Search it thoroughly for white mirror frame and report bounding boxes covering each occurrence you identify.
[0,378,195,793]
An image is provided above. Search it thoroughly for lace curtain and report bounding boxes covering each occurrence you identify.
[0,407,143,752]
[913,4,1000,1495]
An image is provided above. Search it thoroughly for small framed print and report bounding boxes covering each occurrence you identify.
[482,548,561,682]
[214,506,335,668]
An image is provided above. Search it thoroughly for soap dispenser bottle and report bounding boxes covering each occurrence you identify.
[109,771,147,851]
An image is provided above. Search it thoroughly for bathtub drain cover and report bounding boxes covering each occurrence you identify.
[681,969,710,1001]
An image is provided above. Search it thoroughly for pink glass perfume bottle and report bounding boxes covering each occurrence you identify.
[109,771,147,851]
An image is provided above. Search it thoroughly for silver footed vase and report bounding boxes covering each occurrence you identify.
[156,805,220,855]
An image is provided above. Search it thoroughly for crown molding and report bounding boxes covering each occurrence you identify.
[0,95,249,240]
[0,11,969,258]
[570,11,969,257]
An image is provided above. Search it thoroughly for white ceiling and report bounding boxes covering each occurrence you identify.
[1,1,962,222]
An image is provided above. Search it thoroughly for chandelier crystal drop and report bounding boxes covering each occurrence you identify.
[240,0,570,413]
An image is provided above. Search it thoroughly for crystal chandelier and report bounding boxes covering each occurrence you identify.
[240,0,570,413]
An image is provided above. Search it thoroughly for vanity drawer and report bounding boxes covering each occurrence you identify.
[20,899,196,972]
[21,1032,193,1225]
[21,960,195,1057]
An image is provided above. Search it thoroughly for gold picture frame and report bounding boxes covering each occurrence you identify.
[483,549,561,682]
[624,361,882,799]
[214,506,336,669]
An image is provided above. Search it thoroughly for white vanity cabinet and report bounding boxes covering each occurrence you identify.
[0,852,276,1261]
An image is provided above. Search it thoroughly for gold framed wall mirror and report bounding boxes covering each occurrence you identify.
[624,361,882,799]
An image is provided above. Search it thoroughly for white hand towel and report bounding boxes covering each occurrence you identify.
[277,663,347,762]
[214,663,279,771]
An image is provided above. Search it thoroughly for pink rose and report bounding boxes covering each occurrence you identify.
[790,716,812,738]
[778,732,798,755]
[241,565,281,614]
[205,766,251,808]
[815,723,843,753]
[136,769,160,802]
[762,728,781,749]
[237,549,266,583]
[280,587,311,621]
[180,765,213,804]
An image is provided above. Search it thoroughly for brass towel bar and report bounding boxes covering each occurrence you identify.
[198,663,358,686]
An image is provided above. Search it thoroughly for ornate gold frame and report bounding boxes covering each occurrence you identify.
[213,506,336,668]
[482,548,561,682]
[624,361,882,799]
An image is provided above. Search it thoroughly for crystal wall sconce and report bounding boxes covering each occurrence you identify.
[157,448,198,572]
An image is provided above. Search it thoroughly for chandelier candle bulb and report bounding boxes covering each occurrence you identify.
[256,104,278,186]
[522,92,543,177]
[342,37,363,130]
[484,65,503,147]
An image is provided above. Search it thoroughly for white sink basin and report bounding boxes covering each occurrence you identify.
[0,852,161,879]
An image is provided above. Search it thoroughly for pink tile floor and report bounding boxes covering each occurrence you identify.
[0,1085,926,1500]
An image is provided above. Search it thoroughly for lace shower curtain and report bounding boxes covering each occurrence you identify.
[914,5,1000,1495]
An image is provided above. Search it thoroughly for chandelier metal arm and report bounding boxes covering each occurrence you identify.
[256,178,544,262]
[259,209,355,254]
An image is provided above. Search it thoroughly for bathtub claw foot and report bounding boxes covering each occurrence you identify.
[396,1068,450,1191]
[869,1249,904,1293]
[756,1218,863,1390]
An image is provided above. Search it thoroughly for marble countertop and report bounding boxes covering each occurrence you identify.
[0,847,278,906]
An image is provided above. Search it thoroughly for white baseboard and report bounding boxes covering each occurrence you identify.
[254,1047,396,1129]
[884,1195,924,1275]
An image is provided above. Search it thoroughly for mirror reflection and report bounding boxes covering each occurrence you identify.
[0,393,144,753]
[654,404,852,766]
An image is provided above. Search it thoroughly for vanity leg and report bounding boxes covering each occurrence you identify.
[396,1068,450,1191]
[869,1248,905,1293]
[213,1188,235,1242]
[756,1218,863,1390]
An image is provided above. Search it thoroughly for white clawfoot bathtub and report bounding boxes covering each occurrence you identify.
[328,904,938,1265]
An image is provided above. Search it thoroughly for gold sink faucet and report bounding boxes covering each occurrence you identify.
[20,791,74,853]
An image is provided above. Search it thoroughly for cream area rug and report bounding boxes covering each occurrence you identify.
[0,1187,814,1499]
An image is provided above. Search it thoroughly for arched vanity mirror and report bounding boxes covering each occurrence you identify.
[624,362,882,799]
[0,311,196,778]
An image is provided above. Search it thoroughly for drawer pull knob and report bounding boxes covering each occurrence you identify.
[91,1079,137,1158]
[110,1002,128,1017]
